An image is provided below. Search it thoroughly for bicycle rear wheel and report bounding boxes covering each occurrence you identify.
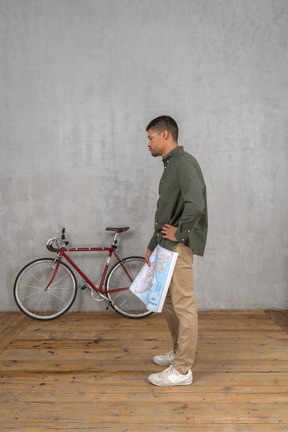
[14,258,77,320]
[105,256,153,319]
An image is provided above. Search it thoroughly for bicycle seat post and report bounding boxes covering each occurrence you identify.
[112,232,119,248]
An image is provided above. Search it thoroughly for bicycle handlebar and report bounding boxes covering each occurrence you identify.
[46,228,68,252]
[46,237,66,252]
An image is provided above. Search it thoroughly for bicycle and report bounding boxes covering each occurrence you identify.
[14,227,153,321]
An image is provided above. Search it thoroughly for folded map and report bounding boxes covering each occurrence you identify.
[129,245,179,312]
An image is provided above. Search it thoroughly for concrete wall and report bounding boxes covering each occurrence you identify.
[1,0,287,311]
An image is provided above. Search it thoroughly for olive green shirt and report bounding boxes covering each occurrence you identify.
[148,146,208,256]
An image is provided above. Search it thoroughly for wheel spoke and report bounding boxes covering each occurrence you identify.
[28,270,45,286]
[20,291,42,301]
[47,289,70,303]
[21,284,45,290]
[49,273,69,288]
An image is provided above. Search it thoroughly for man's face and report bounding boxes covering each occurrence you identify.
[147,129,165,157]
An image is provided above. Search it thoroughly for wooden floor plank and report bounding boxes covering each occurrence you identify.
[0,312,31,352]
[0,426,286,432]
[266,310,288,333]
[0,371,287,391]
[0,398,287,422]
[0,311,287,431]
[0,388,287,404]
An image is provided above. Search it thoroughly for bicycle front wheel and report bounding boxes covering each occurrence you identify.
[14,258,77,320]
[105,256,153,319]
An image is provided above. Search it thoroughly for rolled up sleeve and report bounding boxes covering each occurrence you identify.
[174,160,205,243]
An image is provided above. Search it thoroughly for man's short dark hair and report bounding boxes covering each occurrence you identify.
[146,115,178,142]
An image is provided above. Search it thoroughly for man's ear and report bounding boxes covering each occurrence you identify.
[162,130,169,140]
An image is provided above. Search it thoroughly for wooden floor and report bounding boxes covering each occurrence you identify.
[0,311,288,431]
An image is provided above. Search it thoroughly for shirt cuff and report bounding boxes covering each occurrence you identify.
[147,237,157,252]
[175,227,191,243]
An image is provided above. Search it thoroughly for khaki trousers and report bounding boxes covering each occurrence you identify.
[163,243,198,375]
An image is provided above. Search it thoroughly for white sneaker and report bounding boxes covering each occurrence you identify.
[153,350,175,366]
[148,365,193,386]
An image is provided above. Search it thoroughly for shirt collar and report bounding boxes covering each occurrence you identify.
[162,146,184,163]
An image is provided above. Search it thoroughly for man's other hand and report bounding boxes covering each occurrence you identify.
[145,249,152,266]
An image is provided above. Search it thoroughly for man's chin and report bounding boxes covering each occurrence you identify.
[150,151,159,157]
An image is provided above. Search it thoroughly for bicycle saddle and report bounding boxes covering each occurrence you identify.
[105,227,129,233]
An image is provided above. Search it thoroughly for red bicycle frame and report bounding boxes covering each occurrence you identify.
[45,242,133,294]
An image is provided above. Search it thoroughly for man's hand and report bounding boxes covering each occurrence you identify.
[145,249,152,267]
[161,224,178,242]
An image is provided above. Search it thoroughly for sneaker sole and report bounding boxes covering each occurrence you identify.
[148,376,193,386]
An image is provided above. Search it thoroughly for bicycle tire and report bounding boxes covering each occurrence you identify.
[14,258,77,321]
[104,256,153,319]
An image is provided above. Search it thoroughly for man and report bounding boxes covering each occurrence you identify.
[145,115,208,386]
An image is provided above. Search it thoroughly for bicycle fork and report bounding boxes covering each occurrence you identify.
[43,256,63,291]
